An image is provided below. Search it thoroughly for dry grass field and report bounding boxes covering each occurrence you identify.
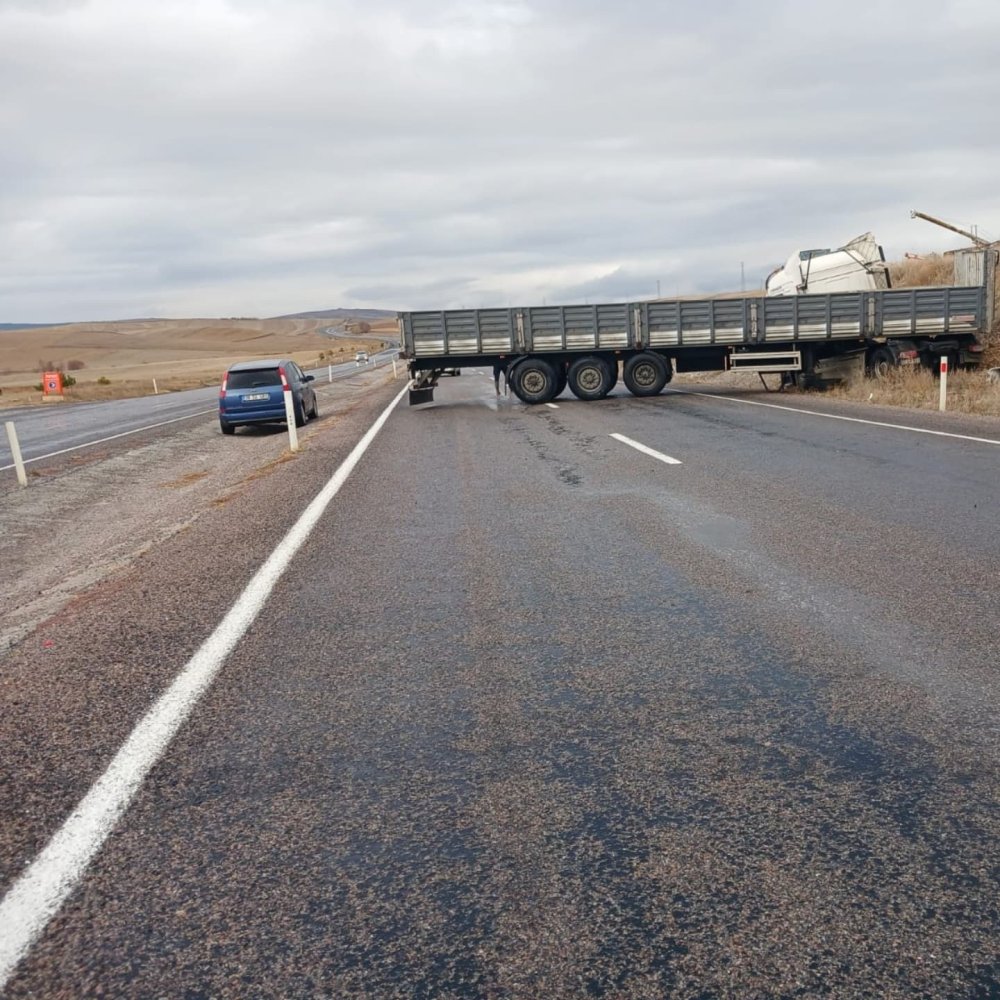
[0,317,394,405]
[829,341,1000,416]
[889,254,957,288]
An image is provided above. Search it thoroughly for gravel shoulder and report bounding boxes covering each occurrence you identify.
[0,369,398,651]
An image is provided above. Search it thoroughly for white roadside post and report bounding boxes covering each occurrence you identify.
[939,356,948,412]
[281,372,299,452]
[5,421,28,487]
[392,358,398,379]
[328,364,333,384]
[152,379,158,395]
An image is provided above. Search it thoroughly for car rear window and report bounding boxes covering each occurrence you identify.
[227,369,281,389]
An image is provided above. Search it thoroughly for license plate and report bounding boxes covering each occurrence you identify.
[244,392,270,401]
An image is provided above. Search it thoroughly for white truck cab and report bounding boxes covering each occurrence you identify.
[766,232,891,296]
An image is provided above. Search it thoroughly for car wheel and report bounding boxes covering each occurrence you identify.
[220,419,236,435]
[310,395,319,419]
[293,398,306,427]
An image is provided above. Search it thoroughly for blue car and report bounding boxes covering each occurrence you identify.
[219,359,318,435]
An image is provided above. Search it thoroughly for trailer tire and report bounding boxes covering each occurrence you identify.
[553,363,568,398]
[567,356,614,401]
[510,357,559,404]
[624,352,669,396]
[606,359,619,393]
[867,347,895,379]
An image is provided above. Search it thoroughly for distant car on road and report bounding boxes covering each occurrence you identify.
[355,351,369,365]
[218,359,317,435]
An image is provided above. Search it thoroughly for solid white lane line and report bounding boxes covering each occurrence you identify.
[668,389,1000,447]
[610,432,682,465]
[545,403,559,409]
[0,408,217,472]
[0,383,409,990]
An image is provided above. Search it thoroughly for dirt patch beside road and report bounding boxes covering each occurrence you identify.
[0,366,398,652]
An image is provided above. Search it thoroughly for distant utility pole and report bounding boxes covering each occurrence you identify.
[741,262,745,292]
[656,279,661,298]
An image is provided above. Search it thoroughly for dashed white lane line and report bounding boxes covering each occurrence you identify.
[610,432,682,465]
[545,403,559,409]
[0,408,217,472]
[668,389,1000,447]
[0,384,410,990]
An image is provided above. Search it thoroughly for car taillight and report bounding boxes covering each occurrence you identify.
[278,365,289,388]
[969,343,984,352]
[898,349,919,360]
[219,375,227,398]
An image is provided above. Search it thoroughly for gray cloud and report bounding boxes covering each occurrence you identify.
[1,0,999,321]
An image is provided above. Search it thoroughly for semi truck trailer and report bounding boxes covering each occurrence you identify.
[399,255,993,406]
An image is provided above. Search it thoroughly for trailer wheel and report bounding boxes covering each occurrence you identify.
[867,347,895,379]
[567,356,614,400]
[553,363,568,398]
[510,357,558,404]
[624,352,669,396]
[606,359,619,393]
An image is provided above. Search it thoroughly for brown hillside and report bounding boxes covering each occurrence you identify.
[0,317,391,404]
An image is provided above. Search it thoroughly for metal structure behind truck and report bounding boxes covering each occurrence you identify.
[398,255,994,406]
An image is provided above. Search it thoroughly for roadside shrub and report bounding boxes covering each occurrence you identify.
[97,376,111,385]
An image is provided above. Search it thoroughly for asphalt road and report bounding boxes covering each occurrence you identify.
[1,374,998,998]
[0,352,398,471]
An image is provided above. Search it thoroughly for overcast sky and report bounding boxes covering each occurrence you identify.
[2,0,999,321]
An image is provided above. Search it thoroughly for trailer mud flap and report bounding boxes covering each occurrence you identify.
[409,385,435,405]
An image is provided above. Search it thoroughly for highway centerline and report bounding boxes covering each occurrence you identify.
[668,389,1000,447]
[0,384,410,990]
[610,432,682,465]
